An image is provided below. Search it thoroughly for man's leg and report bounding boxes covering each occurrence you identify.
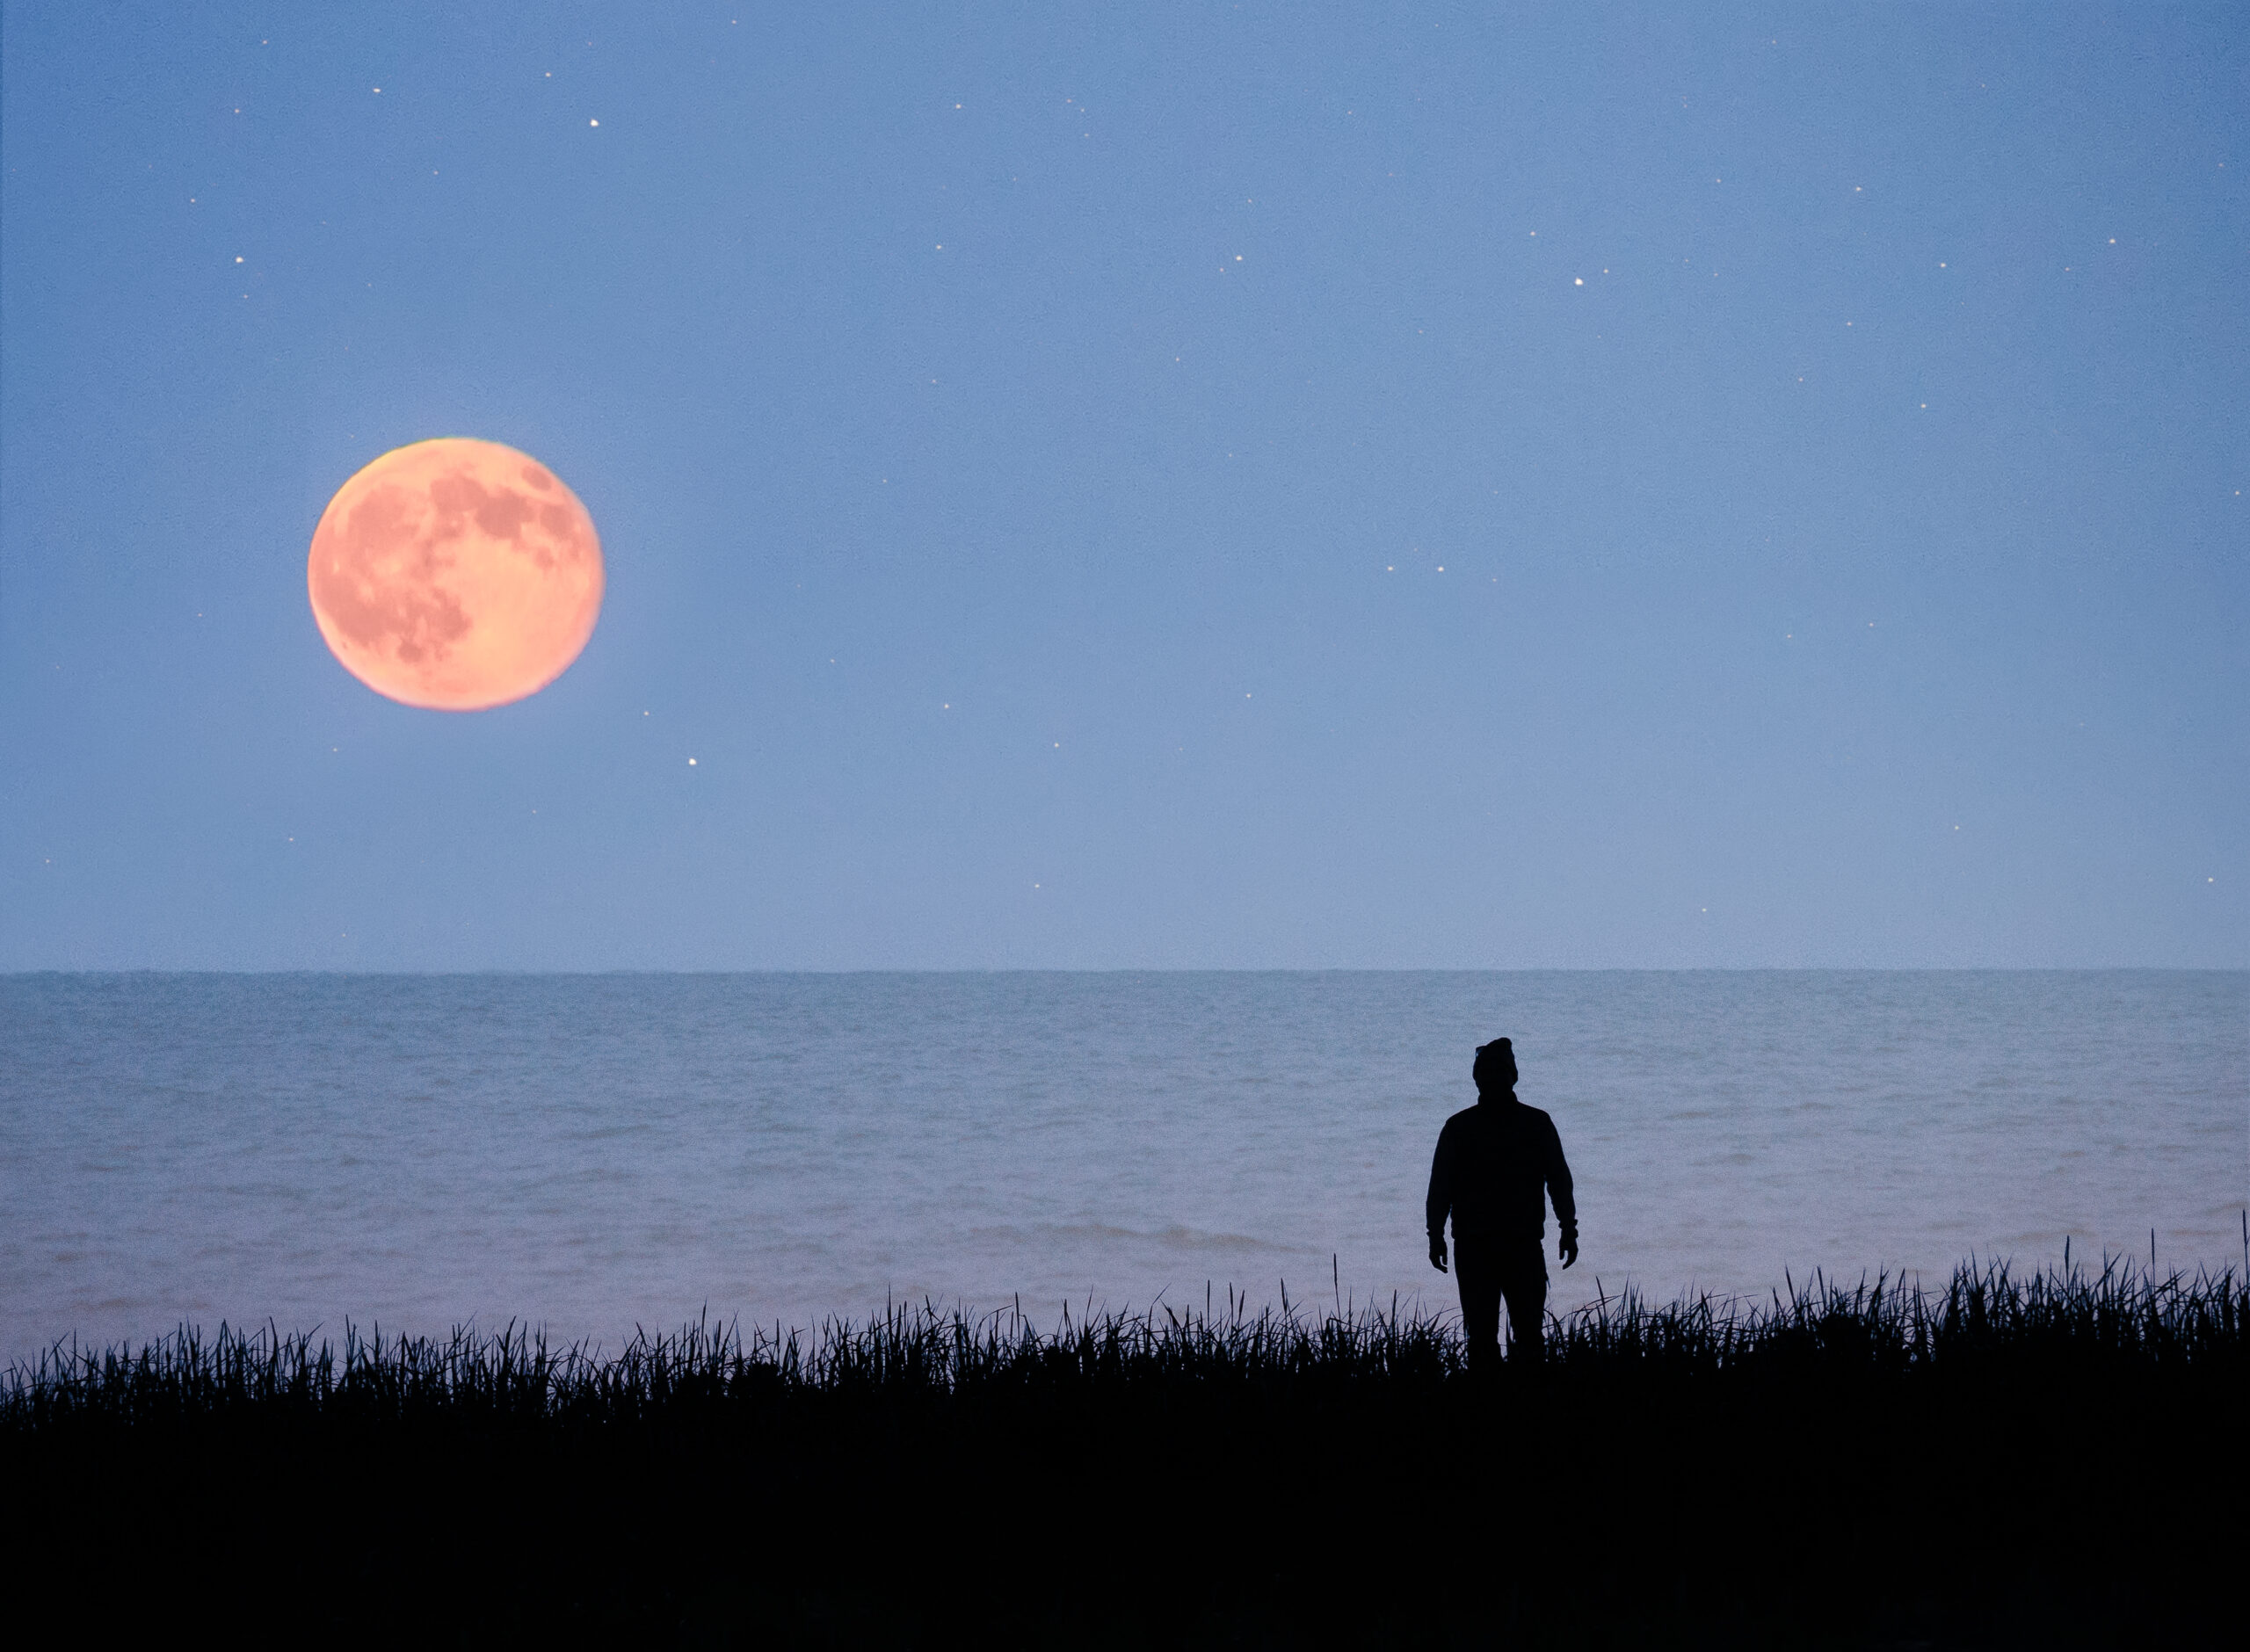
[1453,1236,1503,1371]
[1498,1240,1550,1365]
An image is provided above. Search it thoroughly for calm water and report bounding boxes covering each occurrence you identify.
[3,972,2243,1367]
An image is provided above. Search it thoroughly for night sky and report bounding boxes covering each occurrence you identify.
[4,4,2242,969]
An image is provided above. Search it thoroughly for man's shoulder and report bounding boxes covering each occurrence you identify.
[1440,1105,1481,1134]
[1519,1105,1571,1156]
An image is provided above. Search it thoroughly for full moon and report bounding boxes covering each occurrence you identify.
[308,438,603,710]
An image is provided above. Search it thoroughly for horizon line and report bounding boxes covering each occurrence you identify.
[5,964,2245,978]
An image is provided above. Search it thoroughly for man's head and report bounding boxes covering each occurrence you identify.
[1473,1038,1517,1098]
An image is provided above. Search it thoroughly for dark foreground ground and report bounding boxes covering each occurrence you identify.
[5,1259,2241,1647]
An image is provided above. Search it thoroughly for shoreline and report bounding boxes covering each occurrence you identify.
[8,1257,2240,1646]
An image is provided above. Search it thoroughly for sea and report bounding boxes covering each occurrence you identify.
[3,971,2243,1369]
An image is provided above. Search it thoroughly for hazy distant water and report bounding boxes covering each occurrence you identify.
[3,972,2242,1367]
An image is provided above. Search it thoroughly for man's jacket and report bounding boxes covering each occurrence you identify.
[1426,1095,1576,1243]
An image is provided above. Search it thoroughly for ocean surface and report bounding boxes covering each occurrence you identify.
[3,971,2243,1368]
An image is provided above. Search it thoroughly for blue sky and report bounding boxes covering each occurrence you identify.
[3,3,2242,968]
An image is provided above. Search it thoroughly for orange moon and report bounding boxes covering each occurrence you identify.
[308,438,603,710]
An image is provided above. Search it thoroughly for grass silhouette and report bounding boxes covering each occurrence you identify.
[6,1252,2241,1647]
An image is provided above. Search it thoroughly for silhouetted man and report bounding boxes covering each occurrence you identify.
[1426,1037,1577,1370]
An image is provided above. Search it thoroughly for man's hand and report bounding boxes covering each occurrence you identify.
[1428,1234,1448,1274]
[1559,1232,1579,1271]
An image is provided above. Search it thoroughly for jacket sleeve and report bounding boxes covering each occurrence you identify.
[1425,1119,1455,1238]
[1543,1114,1577,1234]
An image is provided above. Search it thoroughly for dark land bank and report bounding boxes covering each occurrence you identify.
[6,1259,2239,1647]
